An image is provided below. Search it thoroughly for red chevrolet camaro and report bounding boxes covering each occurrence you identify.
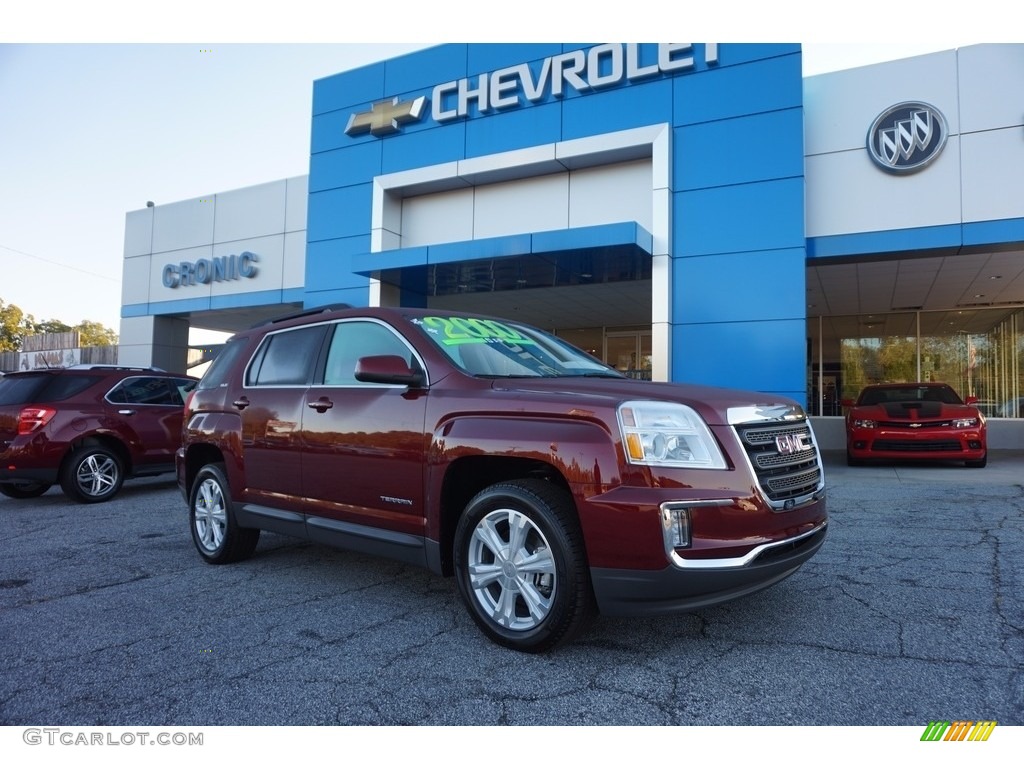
[844,382,987,468]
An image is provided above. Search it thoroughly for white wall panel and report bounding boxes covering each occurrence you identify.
[151,198,216,253]
[803,51,958,156]
[121,255,152,306]
[213,180,287,244]
[473,174,569,239]
[285,176,309,233]
[961,128,1024,223]
[805,136,962,237]
[282,231,306,288]
[148,245,213,303]
[958,45,1024,133]
[568,160,652,230]
[210,235,285,298]
[123,209,154,258]
[401,188,475,246]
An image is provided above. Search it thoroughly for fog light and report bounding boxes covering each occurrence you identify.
[660,503,691,549]
[968,440,982,449]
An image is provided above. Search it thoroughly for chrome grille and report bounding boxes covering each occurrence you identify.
[734,419,823,509]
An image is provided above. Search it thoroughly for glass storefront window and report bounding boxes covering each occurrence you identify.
[808,309,1024,417]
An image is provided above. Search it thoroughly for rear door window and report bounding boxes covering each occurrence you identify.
[246,325,328,387]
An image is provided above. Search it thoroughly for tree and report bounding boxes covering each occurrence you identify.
[0,298,118,351]
[74,320,118,347]
[0,298,34,352]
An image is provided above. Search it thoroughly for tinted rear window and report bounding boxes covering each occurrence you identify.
[198,338,248,390]
[0,373,99,405]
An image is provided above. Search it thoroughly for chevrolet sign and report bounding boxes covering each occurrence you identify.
[346,43,718,137]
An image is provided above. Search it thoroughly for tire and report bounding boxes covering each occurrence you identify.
[454,479,594,653]
[0,482,52,499]
[966,454,987,468]
[189,463,259,564]
[846,449,864,467]
[60,445,124,503]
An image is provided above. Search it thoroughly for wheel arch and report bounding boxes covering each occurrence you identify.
[436,455,574,577]
[60,433,132,478]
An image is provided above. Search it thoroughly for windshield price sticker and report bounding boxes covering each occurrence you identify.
[421,316,536,346]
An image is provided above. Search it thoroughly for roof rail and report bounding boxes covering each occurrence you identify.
[67,364,166,372]
[250,304,352,328]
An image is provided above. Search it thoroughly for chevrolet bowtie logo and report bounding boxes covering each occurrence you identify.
[345,96,427,137]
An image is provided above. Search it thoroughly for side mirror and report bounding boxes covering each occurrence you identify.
[965,395,978,405]
[354,355,425,388]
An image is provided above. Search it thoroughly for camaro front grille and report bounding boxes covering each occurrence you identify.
[734,420,823,507]
[871,439,963,452]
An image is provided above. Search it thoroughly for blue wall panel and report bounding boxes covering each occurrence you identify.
[675,108,804,191]
[807,224,962,259]
[306,185,373,242]
[561,78,673,141]
[381,123,468,175]
[465,102,563,157]
[672,318,808,401]
[674,177,805,257]
[312,62,387,117]
[302,285,371,308]
[309,143,383,193]
[385,45,467,95]
[467,44,565,75]
[306,237,373,286]
[674,248,806,324]
[674,49,802,126]
[311,109,358,155]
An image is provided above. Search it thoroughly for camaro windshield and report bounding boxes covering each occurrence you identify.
[411,315,622,378]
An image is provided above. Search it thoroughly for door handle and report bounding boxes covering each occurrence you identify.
[117,409,136,416]
[307,397,334,413]
[233,396,250,410]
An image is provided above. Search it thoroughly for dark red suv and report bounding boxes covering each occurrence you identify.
[0,366,198,503]
[178,307,827,651]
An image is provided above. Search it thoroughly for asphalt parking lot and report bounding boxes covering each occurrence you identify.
[1,452,1021,727]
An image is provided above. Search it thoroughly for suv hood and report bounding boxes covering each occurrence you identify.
[487,376,803,426]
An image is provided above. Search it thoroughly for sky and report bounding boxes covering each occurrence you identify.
[0,2,1002,342]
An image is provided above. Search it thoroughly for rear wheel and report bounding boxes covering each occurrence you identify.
[189,463,259,564]
[60,445,124,503]
[454,479,594,653]
[0,482,52,499]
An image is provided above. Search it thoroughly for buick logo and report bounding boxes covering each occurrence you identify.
[867,102,948,174]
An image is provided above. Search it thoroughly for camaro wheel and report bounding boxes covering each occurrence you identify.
[454,479,594,653]
[60,445,124,503]
[0,482,52,499]
[189,463,259,564]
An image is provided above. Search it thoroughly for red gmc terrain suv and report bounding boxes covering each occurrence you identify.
[177,306,828,651]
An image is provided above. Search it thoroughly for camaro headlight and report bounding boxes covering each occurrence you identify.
[853,419,878,429]
[617,401,727,469]
[953,417,979,428]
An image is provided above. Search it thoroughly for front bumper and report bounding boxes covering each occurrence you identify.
[591,519,828,616]
[847,427,986,461]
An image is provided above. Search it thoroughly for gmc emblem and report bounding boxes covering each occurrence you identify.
[776,433,811,455]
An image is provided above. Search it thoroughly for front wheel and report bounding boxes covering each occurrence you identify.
[60,445,124,503]
[189,463,259,564]
[454,479,594,653]
[965,454,987,468]
[0,482,52,499]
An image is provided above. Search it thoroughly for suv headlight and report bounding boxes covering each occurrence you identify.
[617,401,727,469]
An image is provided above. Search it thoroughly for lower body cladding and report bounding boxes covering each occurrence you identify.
[582,492,828,617]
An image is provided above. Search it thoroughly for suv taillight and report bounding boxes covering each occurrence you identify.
[18,407,57,435]
[184,389,196,413]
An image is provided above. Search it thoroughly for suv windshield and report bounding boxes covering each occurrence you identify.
[411,315,621,379]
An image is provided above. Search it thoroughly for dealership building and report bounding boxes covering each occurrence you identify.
[118,43,1024,447]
